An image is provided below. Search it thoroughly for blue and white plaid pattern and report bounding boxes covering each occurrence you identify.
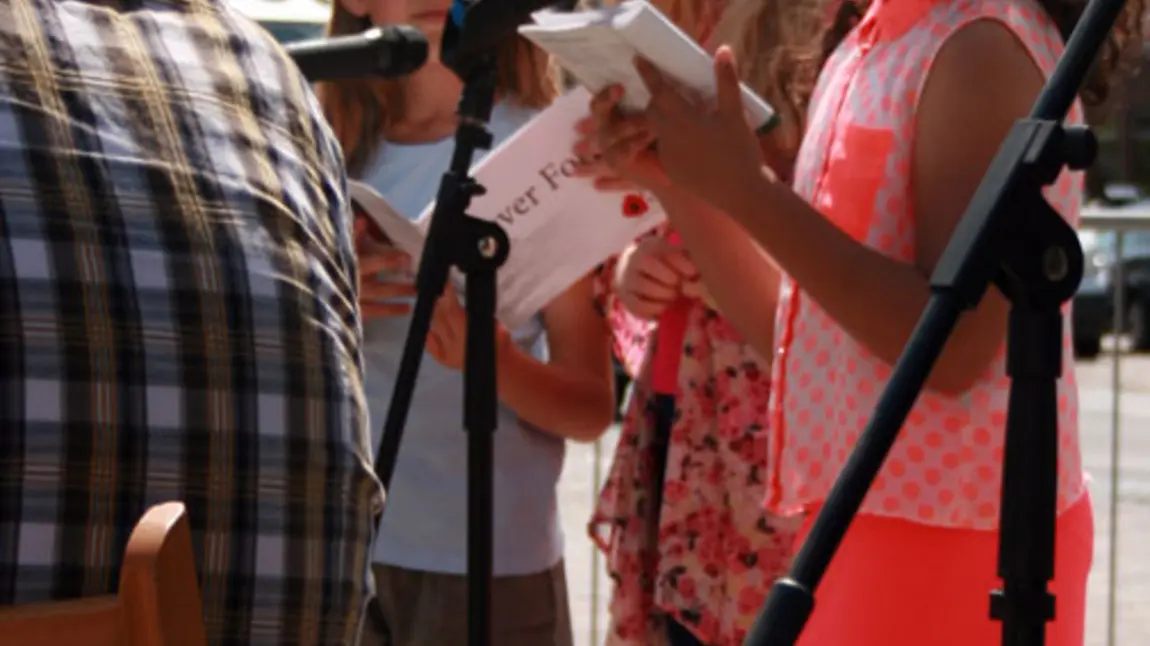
[0,0,383,644]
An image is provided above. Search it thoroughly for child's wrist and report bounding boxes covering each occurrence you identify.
[495,325,518,371]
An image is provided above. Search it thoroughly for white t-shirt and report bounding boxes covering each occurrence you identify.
[361,101,565,576]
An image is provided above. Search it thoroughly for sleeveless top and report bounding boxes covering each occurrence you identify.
[768,0,1086,529]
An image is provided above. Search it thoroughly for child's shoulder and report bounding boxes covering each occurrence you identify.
[870,0,1058,74]
[929,0,1055,32]
[876,0,1051,37]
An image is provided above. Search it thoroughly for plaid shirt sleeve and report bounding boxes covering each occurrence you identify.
[0,1,384,645]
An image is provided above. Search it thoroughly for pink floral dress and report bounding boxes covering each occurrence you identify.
[589,229,799,646]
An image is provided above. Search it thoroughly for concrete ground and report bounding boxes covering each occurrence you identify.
[556,348,1150,646]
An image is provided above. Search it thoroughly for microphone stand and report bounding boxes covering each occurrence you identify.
[372,11,507,646]
[743,0,1122,644]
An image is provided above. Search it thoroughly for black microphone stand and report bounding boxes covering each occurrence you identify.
[372,10,507,646]
[743,0,1122,644]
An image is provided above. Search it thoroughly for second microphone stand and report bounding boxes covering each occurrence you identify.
[373,51,507,646]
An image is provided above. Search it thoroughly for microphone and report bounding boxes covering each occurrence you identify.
[285,25,429,82]
[441,0,563,73]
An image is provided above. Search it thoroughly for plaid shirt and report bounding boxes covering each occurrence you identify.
[0,0,383,644]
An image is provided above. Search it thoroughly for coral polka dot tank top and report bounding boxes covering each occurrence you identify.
[768,0,1086,529]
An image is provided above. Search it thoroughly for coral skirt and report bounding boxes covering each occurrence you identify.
[795,492,1094,646]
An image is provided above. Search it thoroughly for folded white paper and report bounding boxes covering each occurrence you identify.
[349,88,666,330]
[519,0,778,132]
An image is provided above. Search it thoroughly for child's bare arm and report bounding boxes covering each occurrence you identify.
[496,273,616,441]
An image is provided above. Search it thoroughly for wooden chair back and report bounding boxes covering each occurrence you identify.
[0,501,208,646]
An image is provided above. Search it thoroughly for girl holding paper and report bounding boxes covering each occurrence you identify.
[319,2,616,645]
[579,1,827,645]
[584,0,1144,643]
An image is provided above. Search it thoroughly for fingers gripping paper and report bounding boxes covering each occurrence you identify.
[349,88,667,330]
[518,0,778,132]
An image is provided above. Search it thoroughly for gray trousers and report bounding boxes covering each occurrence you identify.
[359,560,574,646]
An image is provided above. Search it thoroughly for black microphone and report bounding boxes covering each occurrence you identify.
[285,25,429,82]
[441,0,562,73]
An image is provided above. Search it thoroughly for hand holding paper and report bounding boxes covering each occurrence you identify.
[632,48,772,215]
[518,0,777,132]
[354,216,416,319]
[576,84,669,193]
[426,282,467,370]
[426,282,511,371]
[349,88,668,330]
[614,236,697,321]
[571,115,640,192]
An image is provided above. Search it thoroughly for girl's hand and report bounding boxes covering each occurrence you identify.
[426,282,511,371]
[572,116,636,192]
[355,216,417,319]
[635,47,771,214]
[574,86,670,193]
[615,237,698,320]
[681,275,719,311]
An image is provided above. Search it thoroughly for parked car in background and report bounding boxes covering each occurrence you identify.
[1074,229,1150,357]
[1074,189,1150,358]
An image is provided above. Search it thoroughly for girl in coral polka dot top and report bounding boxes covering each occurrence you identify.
[582,0,1144,643]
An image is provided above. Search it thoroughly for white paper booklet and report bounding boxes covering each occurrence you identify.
[349,87,666,330]
[518,0,777,132]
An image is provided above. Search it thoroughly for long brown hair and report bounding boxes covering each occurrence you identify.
[710,0,824,174]
[819,0,1145,107]
[317,6,559,176]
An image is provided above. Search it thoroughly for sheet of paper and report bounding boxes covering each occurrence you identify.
[528,6,607,27]
[495,190,664,328]
[520,27,650,112]
[349,88,666,330]
[348,182,427,261]
[519,0,775,128]
[416,88,603,233]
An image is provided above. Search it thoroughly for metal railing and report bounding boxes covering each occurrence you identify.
[590,438,604,644]
[1079,205,1150,646]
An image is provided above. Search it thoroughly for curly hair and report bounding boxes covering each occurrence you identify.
[1042,0,1145,105]
[819,0,1145,107]
[710,0,825,175]
[604,0,825,174]
[316,6,558,177]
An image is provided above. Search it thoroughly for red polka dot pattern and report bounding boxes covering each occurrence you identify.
[767,0,1087,530]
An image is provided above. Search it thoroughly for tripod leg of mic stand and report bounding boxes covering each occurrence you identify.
[990,303,1060,646]
[378,257,452,489]
[989,183,1086,646]
[460,218,509,646]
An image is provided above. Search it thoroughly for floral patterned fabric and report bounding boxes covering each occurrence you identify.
[589,245,800,646]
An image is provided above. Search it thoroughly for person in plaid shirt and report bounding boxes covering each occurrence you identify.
[0,0,384,644]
